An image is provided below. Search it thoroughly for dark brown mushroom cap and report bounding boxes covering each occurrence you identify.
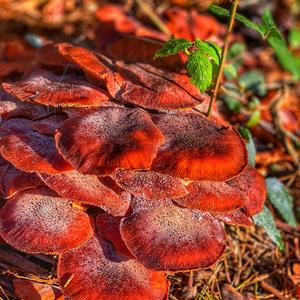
[105,61,203,110]
[0,118,72,174]
[2,70,109,107]
[96,213,134,258]
[120,198,226,271]
[107,36,184,71]
[0,187,93,254]
[31,114,68,136]
[151,112,247,181]
[58,235,168,300]
[227,166,266,216]
[55,107,164,175]
[39,171,130,216]
[112,170,188,201]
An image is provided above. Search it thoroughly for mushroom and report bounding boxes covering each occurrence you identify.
[0,186,93,254]
[0,118,72,174]
[2,69,109,107]
[55,107,164,174]
[58,235,168,300]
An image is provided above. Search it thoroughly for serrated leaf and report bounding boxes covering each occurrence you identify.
[186,50,213,92]
[266,178,297,227]
[238,127,256,166]
[253,206,284,251]
[246,110,261,128]
[195,39,221,65]
[154,38,193,59]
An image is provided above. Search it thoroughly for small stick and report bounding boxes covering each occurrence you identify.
[207,0,239,118]
[261,281,287,300]
[135,0,171,36]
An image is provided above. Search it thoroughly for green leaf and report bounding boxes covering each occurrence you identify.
[289,27,300,49]
[259,10,300,80]
[186,50,213,93]
[238,70,266,96]
[195,39,221,65]
[154,38,193,59]
[209,5,300,80]
[223,96,241,113]
[253,206,284,251]
[208,4,263,33]
[224,64,237,80]
[266,178,297,227]
[246,110,261,128]
[238,127,256,167]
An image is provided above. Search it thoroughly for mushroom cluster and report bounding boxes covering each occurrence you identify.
[0,42,266,300]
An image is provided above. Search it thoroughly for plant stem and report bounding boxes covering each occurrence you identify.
[206,0,239,118]
[135,0,171,36]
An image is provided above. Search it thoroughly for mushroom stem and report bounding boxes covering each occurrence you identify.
[206,0,239,118]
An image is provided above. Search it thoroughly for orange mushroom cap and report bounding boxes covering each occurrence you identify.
[151,112,247,181]
[2,69,109,107]
[113,170,188,201]
[39,170,130,216]
[0,118,72,174]
[0,187,93,254]
[120,198,226,271]
[58,235,168,300]
[13,279,63,300]
[55,107,164,175]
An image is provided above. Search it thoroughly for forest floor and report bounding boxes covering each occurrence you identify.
[0,0,299,299]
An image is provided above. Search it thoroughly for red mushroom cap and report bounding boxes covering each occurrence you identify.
[152,112,247,181]
[0,186,93,254]
[0,118,72,174]
[0,158,42,199]
[58,43,111,85]
[0,89,51,120]
[120,198,226,271]
[227,166,266,216]
[55,107,164,175]
[58,235,168,300]
[39,170,130,216]
[105,61,203,110]
[96,213,134,258]
[214,210,253,227]
[31,114,68,136]
[2,69,109,107]
[113,170,188,201]
[174,180,244,212]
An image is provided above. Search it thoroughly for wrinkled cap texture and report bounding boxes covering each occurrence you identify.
[0,29,266,300]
